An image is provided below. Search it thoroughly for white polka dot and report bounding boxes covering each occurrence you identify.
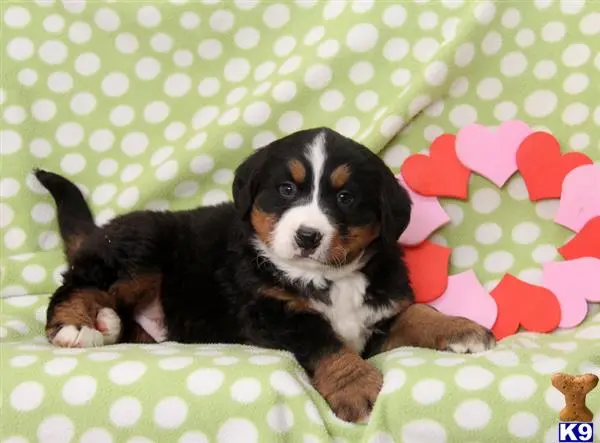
[115,33,138,54]
[4,6,31,28]
[143,101,170,124]
[451,245,478,268]
[89,129,115,153]
[545,385,566,411]
[185,133,207,150]
[580,12,600,35]
[454,43,475,67]
[135,57,161,80]
[224,133,243,150]
[348,61,374,85]
[475,223,502,245]
[455,366,495,391]
[380,115,404,137]
[109,397,142,427]
[109,361,147,385]
[31,99,57,122]
[532,356,567,374]
[477,77,503,100]
[267,404,294,432]
[356,91,378,112]
[484,251,515,273]
[224,58,251,83]
[137,5,160,28]
[449,104,477,127]
[162,73,190,97]
[88,352,120,362]
[532,244,557,263]
[0,130,23,156]
[272,80,297,102]
[29,138,52,158]
[401,419,447,443]
[235,27,260,50]
[70,92,96,116]
[173,49,193,68]
[381,369,406,394]
[151,33,173,53]
[518,268,543,285]
[102,72,129,97]
[7,37,34,61]
[562,102,590,126]
[524,89,558,118]
[270,370,303,396]
[499,375,537,402]
[121,132,148,157]
[502,8,521,28]
[3,105,27,124]
[38,40,68,65]
[164,124,186,143]
[413,37,439,63]
[317,39,340,58]
[383,5,406,28]
[22,264,47,283]
[4,226,26,249]
[304,26,325,45]
[62,375,97,405]
[190,155,214,175]
[11,355,39,368]
[273,36,296,57]
[278,111,303,134]
[44,357,78,376]
[320,90,344,112]
[474,0,495,24]
[424,61,448,86]
[11,381,44,411]
[197,39,222,60]
[69,21,92,44]
[564,73,589,95]
[508,412,539,438]
[569,132,590,150]
[263,4,290,29]
[412,379,445,405]
[37,415,75,443]
[512,222,541,244]
[541,21,566,43]
[180,11,200,30]
[562,43,591,67]
[217,418,258,443]
[179,433,209,443]
[79,428,113,443]
[187,368,224,396]
[197,78,220,97]
[154,397,187,429]
[243,101,271,126]
[48,71,73,92]
[485,350,519,367]
[346,23,378,52]
[471,188,501,214]
[75,53,101,76]
[304,64,332,89]
[120,164,143,183]
[501,51,527,77]
[0,178,20,198]
[336,117,361,138]
[18,68,38,86]
[39,230,59,249]
[230,378,262,404]
[454,399,491,429]
[560,0,585,14]
[516,28,535,48]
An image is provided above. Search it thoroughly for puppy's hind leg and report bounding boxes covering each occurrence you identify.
[46,285,122,348]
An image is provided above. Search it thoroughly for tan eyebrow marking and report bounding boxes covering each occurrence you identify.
[288,159,306,183]
[330,164,351,189]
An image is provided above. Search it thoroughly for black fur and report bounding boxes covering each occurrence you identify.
[38,127,414,374]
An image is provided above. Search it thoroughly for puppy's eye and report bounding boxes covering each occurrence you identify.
[337,191,354,207]
[278,182,297,199]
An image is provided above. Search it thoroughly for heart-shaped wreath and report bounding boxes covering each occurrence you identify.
[396,120,600,340]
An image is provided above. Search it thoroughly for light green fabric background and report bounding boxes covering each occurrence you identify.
[1,0,600,442]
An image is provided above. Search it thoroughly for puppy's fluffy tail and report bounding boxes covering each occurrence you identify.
[34,169,97,262]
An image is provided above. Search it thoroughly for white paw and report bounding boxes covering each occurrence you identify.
[52,325,104,348]
[96,308,121,345]
[447,331,496,354]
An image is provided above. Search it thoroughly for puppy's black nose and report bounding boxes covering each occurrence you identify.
[295,227,323,250]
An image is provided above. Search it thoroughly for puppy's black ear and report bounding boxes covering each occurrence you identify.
[379,170,412,244]
[232,148,268,219]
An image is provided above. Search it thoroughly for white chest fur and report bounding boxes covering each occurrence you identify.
[311,272,396,353]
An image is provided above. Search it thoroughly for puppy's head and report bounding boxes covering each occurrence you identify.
[233,128,411,268]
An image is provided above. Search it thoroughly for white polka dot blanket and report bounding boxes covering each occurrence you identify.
[1,1,599,442]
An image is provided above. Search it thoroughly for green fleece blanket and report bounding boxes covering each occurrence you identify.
[2,0,600,442]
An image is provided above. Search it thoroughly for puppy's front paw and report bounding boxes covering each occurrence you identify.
[438,317,496,353]
[312,349,383,423]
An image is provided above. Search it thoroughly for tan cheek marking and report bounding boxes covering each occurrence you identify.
[288,159,306,184]
[330,164,351,189]
[109,273,162,306]
[251,206,277,245]
[328,224,380,264]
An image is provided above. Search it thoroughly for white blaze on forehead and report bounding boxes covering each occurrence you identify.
[270,130,335,264]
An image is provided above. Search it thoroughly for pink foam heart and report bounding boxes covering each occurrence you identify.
[396,175,450,246]
[429,270,498,329]
[542,258,600,328]
[555,164,600,232]
[456,120,533,187]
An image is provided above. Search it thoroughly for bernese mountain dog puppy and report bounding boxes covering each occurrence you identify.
[35,127,495,423]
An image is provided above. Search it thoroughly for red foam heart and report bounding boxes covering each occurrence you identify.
[490,274,561,340]
[400,134,471,199]
[403,240,451,303]
[559,217,600,260]
[516,132,593,201]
